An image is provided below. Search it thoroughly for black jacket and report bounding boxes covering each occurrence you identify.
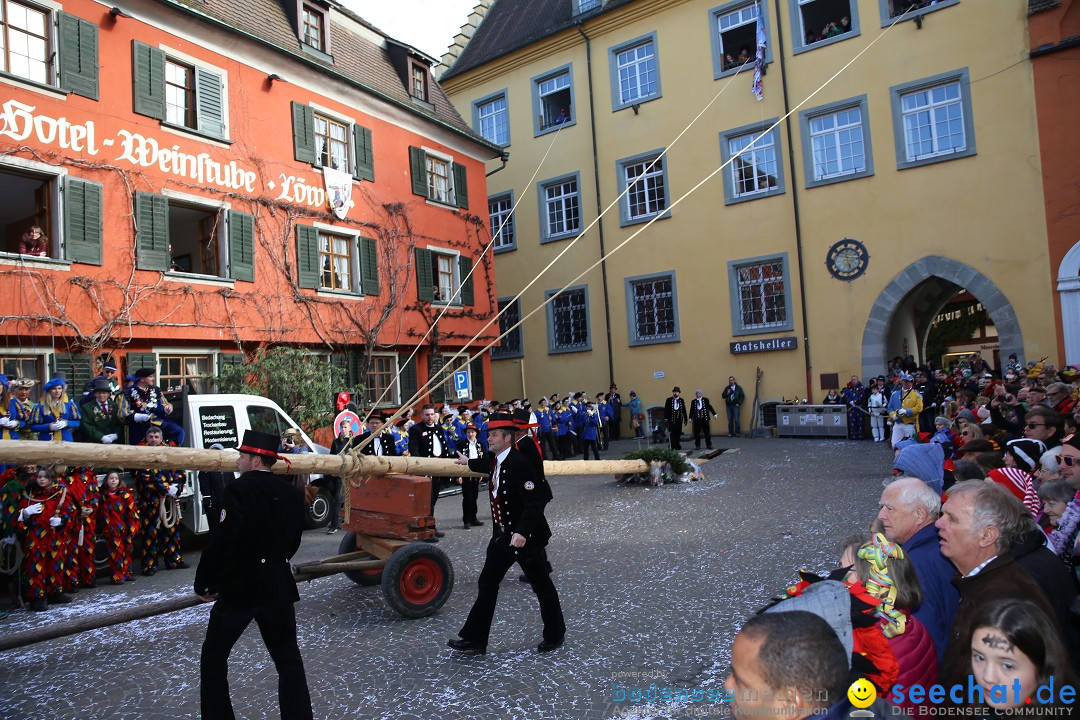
[1010,529,1079,631]
[408,423,448,458]
[664,396,687,428]
[468,449,552,547]
[354,430,398,456]
[688,396,717,421]
[194,469,305,605]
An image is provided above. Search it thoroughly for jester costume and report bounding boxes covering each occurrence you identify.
[134,441,186,574]
[61,467,100,591]
[17,480,73,605]
[101,482,140,584]
[0,467,25,609]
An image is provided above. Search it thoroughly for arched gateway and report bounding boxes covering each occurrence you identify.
[861,256,1024,379]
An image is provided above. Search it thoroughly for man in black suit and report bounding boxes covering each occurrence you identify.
[664,386,688,450]
[449,414,565,654]
[356,411,397,457]
[689,389,718,450]
[408,404,449,539]
[195,430,313,720]
[457,423,485,529]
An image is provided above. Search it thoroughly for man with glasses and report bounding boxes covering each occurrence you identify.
[1046,382,1076,416]
[1058,434,1080,489]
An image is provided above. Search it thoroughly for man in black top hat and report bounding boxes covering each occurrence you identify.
[409,404,450,539]
[78,377,123,444]
[664,387,688,450]
[195,430,313,720]
[449,414,564,654]
[356,412,397,457]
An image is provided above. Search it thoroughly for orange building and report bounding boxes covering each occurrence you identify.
[1030,0,1080,366]
[0,0,500,409]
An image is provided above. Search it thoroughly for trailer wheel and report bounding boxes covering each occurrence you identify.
[380,542,454,618]
[337,532,383,586]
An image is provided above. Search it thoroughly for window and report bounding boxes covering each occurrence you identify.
[314,113,350,172]
[247,405,292,438]
[488,193,515,252]
[720,120,784,204]
[301,4,325,51]
[473,91,509,146]
[160,353,212,393]
[617,150,669,225]
[365,355,399,406]
[0,354,43,400]
[890,69,975,170]
[546,286,590,354]
[576,0,601,13]
[1,0,48,84]
[727,254,794,335]
[878,0,959,24]
[609,33,661,110]
[319,231,352,291]
[0,162,103,265]
[532,64,575,135]
[291,103,374,181]
[134,192,254,280]
[538,173,581,242]
[710,1,772,78]
[409,59,428,102]
[492,298,523,359]
[790,0,859,53]
[0,5,97,98]
[408,147,467,208]
[414,247,474,305]
[430,354,470,404]
[626,272,680,346]
[799,95,873,187]
[133,42,226,140]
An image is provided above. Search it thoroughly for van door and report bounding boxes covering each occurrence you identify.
[185,402,243,535]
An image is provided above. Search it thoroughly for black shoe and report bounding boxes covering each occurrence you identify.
[170,561,190,570]
[66,586,79,594]
[48,593,72,604]
[470,520,484,527]
[327,527,339,535]
[537,637,564,653]
[434,531,445,538]
[463,523,471,529]
[447,638,486,653]
[423,536,439,544]
[142,567,156,577]
[518,573,530,583]
[29,598,48,612]
[81,581,96,589]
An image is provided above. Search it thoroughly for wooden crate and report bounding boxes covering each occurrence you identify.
[344,474,435,541]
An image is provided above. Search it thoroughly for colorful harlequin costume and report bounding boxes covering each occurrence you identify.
[101,481,140,584]
[134,440,186,573]
[16,479,72,603]
[61,467,100,591]
[28,379,81,442]
[0,468,24,540]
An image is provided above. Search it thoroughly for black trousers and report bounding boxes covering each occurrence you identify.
[611,417,621,441]
[669,423,683,450]
[459,535,565,647]
[540,430,560,460]
[598,424,609,450]
[324,475,342,530]
[691,418,712,448]
[582,439,600,460]
[558,435,574,460]
[200,599,313,720]
[429,476,447,518]
[462,478,479,524]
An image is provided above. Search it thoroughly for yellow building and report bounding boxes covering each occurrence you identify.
[440,0,1055,429]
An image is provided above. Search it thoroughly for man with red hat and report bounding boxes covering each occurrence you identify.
[449,413,564,654]
[195,429,313,720]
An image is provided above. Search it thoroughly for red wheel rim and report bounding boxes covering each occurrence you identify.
[398,557,443,605]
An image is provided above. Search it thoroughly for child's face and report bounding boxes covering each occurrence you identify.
[35,470,50,487]
[105,473,120,491]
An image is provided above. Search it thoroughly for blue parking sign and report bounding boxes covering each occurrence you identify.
[453,370,470,399]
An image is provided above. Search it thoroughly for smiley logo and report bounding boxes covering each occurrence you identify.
[847,678,877,709]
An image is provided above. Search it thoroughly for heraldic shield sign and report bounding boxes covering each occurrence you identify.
[323,166,355,220]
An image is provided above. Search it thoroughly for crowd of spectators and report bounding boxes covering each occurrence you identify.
[805,15,852,46]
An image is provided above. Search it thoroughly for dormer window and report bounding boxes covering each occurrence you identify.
[409,59,428,102]
[302,4,325,51]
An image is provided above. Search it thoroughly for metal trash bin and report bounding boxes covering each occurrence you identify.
[776,405,849,438]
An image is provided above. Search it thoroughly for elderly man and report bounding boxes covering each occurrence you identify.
[935,481,1059,687]
[877,477,958,662]
[1046,382,1076,416]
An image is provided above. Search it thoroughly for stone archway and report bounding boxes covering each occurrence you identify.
[1058,240,1080,366]
[861,256,1024,379]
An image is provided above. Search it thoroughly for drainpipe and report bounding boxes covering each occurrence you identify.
[486,150,510,177]
[576,21,616,387]
[772,0,814,402]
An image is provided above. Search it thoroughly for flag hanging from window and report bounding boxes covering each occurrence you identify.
[752,2,766,101]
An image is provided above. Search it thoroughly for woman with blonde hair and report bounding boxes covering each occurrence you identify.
[28,377,80,442]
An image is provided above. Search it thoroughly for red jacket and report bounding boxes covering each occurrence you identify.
[887,612,938,710]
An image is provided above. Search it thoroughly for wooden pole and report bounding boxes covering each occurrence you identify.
[0,440,649,477]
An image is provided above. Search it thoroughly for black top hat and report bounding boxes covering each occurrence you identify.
[672,386,681,393]
[238,430,281,462]
[486,412,518,431]
[368,411,387,422]
[134,367,155,378]
[512,408,538,428]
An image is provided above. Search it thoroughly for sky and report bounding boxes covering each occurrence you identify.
[341,0,480,60]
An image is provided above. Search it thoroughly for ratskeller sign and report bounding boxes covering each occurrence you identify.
[730,337,798,355]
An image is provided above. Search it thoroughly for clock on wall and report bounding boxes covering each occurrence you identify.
[825,238,869,281]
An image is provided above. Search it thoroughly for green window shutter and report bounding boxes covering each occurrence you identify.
[428,355,447,404]
[353,125,374,182]
[227,210,255,282]
[65,177,103,265]
[452,162,469,209]
[329,354,347,387]
[292,102,315,164]
[132,41,165,120]
[347,350,362,388]
[458,255,474,306]
[134,191,169,271]
[409,146,428,197]
[124,352,157,377]
[469,355,486,401]
[414,247,433,301]
[398,354,417,404]
[58,12,98,100]
[51,353,94,392]
[295,224,321,289]
[195,67,226,139]
[359,236,379,296]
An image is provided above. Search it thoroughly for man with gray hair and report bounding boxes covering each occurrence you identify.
[935,481,1058,687]
[877,476,957,661]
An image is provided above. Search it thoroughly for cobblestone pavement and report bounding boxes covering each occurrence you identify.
[0,436,894,720]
